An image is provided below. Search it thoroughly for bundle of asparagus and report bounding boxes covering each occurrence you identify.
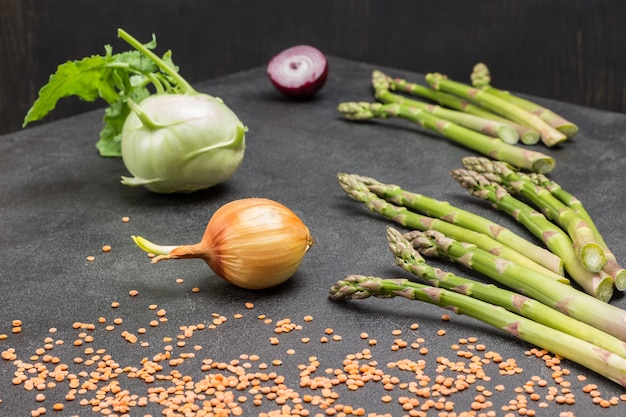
[453,156,626,294]
[329,228,626,387]
[337,64,578,173]
[332,171,626,387]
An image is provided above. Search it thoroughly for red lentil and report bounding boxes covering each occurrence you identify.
[1,278,622,417]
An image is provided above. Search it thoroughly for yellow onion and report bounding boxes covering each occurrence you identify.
[132,198,314,289]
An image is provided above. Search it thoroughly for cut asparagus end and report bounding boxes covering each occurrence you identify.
[495,125,519,144]
[556,123,579,138]
[519,131,541,145]
[593,274,616,303]
[614,270,626,292]
[581,243,608,273]
[519,130,541,145]
[531,157,556,175]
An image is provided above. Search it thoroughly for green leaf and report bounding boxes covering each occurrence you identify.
[23,54,118,127]
[96,85,150,157]
[22,30,192,158]
[116,49,160,75]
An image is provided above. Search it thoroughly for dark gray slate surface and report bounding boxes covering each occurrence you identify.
[1,57,625,416]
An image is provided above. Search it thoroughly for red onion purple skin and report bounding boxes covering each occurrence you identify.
[267,45,328,99]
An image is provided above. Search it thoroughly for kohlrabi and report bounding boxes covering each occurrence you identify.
[23,28,246,193]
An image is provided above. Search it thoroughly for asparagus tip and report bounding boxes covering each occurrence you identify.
[470,62,491,88]
[337,102,382,121]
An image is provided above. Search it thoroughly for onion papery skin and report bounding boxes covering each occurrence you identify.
[121,94,246,193]
[166,198,313,290]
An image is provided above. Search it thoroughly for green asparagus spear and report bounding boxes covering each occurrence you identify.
[329,274,626,387]
[405,228,626,340]
[336,173,568,282]
[337,173,569,284]
[371,71,519,144]
[451,168,614,300]
[525,173,626,291]
[386,226,626,358]
[349,172,563,276]
[426,72,568,147]
[389,76,542,145]
[337,101,556,174]
[462,157,606,273]
[471,63,579,138]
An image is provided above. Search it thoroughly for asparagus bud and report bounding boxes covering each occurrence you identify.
[337,172,564,280]
[355,173,563,276]
[390,74,541,144]
[426,72,567,147]
[470,63,579,138]
[329,274,626,388]
[371,71,519,144]
[403,227,626,341]
[385,226,626,357]
[337,101,555,173]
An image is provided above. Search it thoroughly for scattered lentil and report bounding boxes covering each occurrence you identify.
[1,278,623,417]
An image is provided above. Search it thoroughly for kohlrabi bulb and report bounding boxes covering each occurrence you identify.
[121,94,246,193]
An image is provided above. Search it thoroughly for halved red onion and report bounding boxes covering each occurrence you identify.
[267,45,328,98]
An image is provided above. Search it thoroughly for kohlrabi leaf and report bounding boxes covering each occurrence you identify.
[97,84,151,157]
[22,32,184,158]
[22,54,118,127]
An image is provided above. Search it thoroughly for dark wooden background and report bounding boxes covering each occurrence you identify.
[2,0,625,136]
